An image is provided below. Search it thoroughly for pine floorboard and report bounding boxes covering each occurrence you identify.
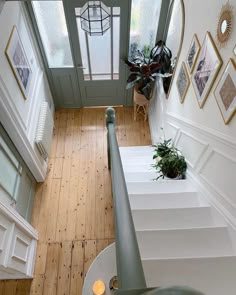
[0,107,151,295]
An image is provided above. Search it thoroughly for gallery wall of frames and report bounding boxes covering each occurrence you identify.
[148,0,236,227]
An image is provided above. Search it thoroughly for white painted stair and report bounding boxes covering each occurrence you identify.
[119,145,236,295]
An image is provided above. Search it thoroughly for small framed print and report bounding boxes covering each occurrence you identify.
[186,34,200,73]
[214,59,236,124]
[192,32,222,108]
[176,62,190,103]
[5,26,32,100]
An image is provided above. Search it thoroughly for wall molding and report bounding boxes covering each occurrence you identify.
[166,121,180,145]
[167,112,236,148]
[0,76,27,131]
[187,170,236,230]
[0,88,46,181]
[0,202,38,239]
[174,129,209,169]
[198,148,236,209]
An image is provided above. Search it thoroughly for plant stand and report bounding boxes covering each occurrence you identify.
[133,89,149,121]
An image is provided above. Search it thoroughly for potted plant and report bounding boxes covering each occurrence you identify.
[153,138,172,159]
[125,40,173,100]
[152,137,187,180]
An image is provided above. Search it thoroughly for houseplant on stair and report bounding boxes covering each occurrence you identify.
[125,40,173,101]
[152,138,187,180]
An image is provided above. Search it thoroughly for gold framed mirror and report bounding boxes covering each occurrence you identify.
[163,0,185,98]
[217,2,234,47]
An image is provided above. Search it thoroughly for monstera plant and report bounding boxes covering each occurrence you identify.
[125,40,172,100]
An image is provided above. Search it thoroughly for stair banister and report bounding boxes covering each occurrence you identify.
[106,107,147,290]
[105,108,205,295]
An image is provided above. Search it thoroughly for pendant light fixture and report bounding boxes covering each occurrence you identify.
[80,1,111,36]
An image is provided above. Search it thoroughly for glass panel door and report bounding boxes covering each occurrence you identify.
[75,7,120,81]
[31,1,82,108]
[64,0,130,106]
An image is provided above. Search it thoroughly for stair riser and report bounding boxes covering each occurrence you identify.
[132,207,224,230]
[137,227,233,259]
[129,192,201,209]
[124,172,158,182]
[127,180,197,194]
[142,257,236,295]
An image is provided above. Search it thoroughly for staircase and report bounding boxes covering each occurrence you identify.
[119,145,236,295]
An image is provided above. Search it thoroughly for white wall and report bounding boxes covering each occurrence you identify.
[0,2,54,181]
[149,0,236,226]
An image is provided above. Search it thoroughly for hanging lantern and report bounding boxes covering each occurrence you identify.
[80,1,111,36]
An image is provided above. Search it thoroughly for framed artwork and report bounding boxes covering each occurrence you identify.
[176,62,190,103]
[192,32,222,108]
[5,26,32,100]
[186,34,200,73]
[214,59,236,124]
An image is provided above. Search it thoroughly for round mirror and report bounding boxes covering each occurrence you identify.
[221,20,227,34]
[163,0,185,97]
[217,3,233,47]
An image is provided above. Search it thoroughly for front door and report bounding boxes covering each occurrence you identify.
[29,0,131,108]
[65,0,130,106]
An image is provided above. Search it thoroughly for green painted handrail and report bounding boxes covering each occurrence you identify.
[105,107,204,295]
[106,107,147,290]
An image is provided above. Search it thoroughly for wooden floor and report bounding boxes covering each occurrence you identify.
[0,107,151,295]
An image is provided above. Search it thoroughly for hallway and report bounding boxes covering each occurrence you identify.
[0,107,151,295]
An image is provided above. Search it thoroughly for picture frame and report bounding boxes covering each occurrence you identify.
[186,34,200,73]
[192,32,222,108]
[176,62,190,103]
[214,59,236,124]
[5,26,32,100]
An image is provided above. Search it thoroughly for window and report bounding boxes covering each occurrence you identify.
[32,1,73,68]
[129,0,162,58]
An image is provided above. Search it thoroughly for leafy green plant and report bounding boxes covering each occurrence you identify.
[153,138,172,159]
[153,145,187,180]
[125,40,172,100]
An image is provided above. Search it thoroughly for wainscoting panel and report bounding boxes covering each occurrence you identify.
[159,112,236,227]
[165,122,180,145]
[175,130,208,169]
[199,150,236,208]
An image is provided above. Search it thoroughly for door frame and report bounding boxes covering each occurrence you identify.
[23,0,171,108]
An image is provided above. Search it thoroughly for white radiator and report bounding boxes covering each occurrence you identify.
[35,102,54,160]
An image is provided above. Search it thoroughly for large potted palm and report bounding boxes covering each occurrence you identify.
[125,40,173,100]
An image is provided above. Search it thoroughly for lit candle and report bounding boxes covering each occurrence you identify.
[92,280,105,295]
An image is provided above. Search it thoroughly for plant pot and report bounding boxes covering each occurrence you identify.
[164,174,183,180]
[133,88,149,121]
